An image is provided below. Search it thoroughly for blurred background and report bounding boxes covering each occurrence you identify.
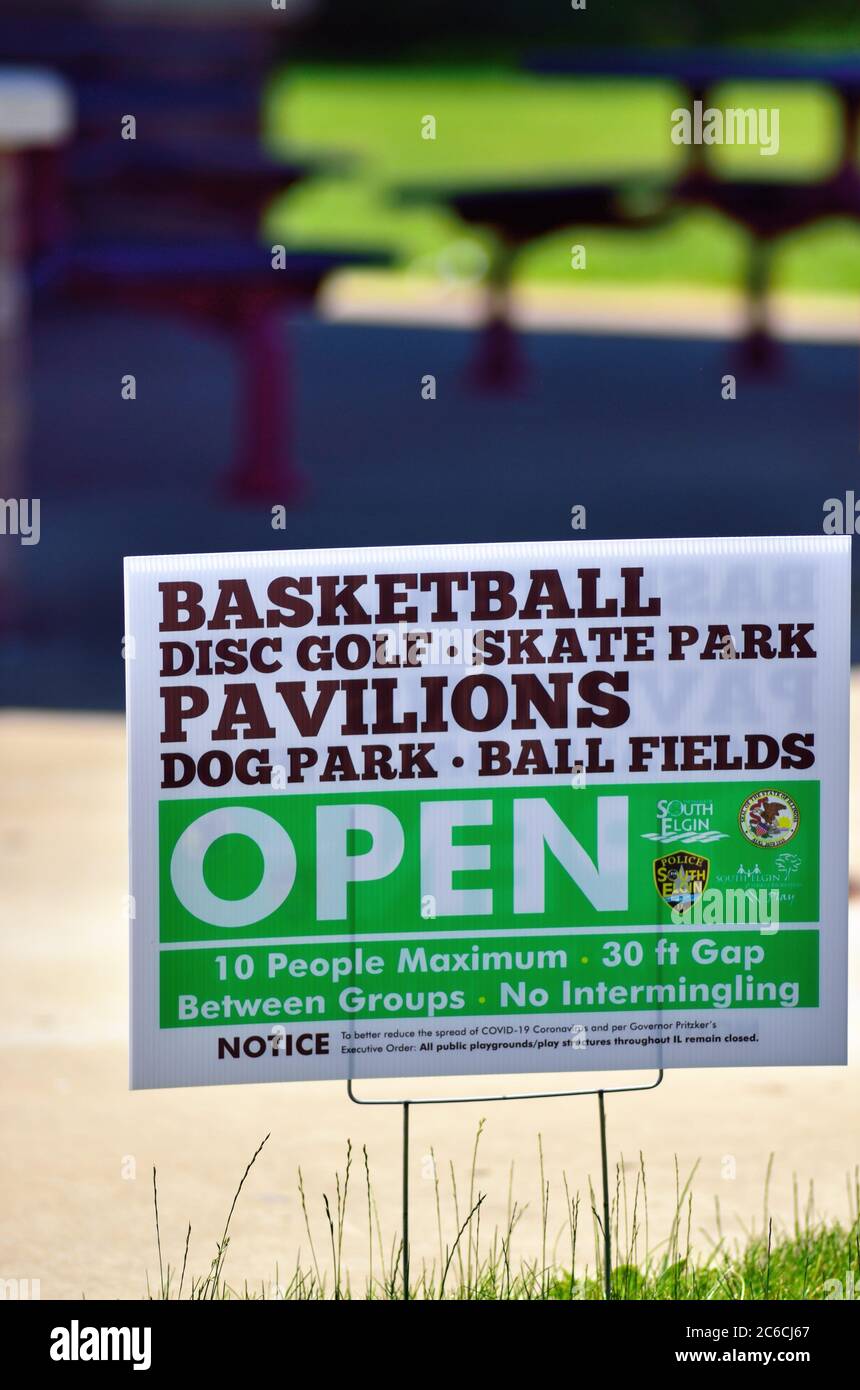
[1,0,859,1300]
[1,0,860,706]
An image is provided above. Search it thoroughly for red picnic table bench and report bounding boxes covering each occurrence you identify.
[9,4,387,503]
[397,177,675,388]
[33,240,390,501]
[526,47,860,367]
[399,47,860,382]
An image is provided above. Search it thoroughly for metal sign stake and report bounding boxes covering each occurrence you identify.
[348,1067,664,1301]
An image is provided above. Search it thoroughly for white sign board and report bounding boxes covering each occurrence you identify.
[125,536,850,1089]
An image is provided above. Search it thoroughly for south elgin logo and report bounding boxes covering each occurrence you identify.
[738,790,800,848]
[653,852,710,910]
[641,798,728,845]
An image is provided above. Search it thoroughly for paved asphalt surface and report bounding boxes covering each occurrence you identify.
[2,305,859,708]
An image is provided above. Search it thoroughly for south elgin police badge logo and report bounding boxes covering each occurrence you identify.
[653,852,709,910]
[738,789,800,848]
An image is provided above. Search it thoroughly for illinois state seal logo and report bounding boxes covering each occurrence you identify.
[653,851,709,909]
[738,789,799,848]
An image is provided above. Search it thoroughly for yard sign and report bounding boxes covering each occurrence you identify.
[125,536,850,1089]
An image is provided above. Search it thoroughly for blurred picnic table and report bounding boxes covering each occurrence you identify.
[529,49,860,366]
[0,68,73,629]
[1,1,391,502]
[397,47,860,384]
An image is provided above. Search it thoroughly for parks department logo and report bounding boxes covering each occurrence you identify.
[738,790,800,849]
[775,852,802,879]
[653,851,709,910]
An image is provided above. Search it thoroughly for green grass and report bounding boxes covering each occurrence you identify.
[146,1129,860,1300]
[263,65,860,294]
